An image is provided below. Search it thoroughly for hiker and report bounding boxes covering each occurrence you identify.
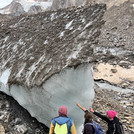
[76,103,95,134]
[90,108,122,134]
[49,105,76,134]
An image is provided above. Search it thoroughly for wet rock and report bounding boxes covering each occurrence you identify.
[14,118,22,125]
[14,124,28,134]
[0,92,48,134]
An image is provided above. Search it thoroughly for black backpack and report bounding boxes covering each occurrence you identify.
[113,122,124,134]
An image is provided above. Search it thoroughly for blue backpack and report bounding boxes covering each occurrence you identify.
[85,120,104,134]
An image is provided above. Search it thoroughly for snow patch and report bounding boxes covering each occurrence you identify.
[67,43,83,60]
[44,40,48,44]
[16,64,26,78]
[0,69,11,95]
[65,20,73,29]
[12,45,18,51]
[59,31,65,38]
[0,0,12,8]
[50,12,56,21]
[10,18,25,28]
[82,18,85,23]
[84,21,93,29]
[0,9,11,14]
[18,39,25,45]
[25,55,46,86]
[0,69,11,85]
[3,36,9,42]
[19,0,52,12]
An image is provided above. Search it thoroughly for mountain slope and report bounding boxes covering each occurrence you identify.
[0,4,106,88]
[0,4,106,133]
[0,0,52,15]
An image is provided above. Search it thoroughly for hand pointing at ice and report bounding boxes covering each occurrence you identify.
[89,108,94,113]
[76,103,86,111]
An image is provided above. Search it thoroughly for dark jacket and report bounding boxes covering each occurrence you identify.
[94,111,120,134]
[83,123,94,134]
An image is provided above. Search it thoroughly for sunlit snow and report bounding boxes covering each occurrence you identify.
[0,69,11,95]
[0,0,52,13]
[65,20,73,29]
[50,12,57,21]
[0,69,11,85]
[19,0,52,12]
[0,0,12,8]
[84,21,93,29]
[59,31,65,38]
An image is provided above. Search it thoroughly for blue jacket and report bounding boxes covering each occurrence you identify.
[52,116,73,134]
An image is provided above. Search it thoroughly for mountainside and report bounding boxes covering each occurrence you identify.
[0,1,25,16]
[0,4,106,88]
[50,0,129,11]
[0,4,106,133]
[0,0,130,16]
[0,0,52,16]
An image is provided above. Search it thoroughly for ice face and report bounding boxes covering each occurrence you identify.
[0,69,11,95]
[8,64,94,133]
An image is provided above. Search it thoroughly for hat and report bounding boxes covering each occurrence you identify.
[107,110,116,119]
[58,105,67,116]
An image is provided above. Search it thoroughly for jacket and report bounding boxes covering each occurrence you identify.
[83,123,94,134]
[94,111,120,134]
[49,116,76,134]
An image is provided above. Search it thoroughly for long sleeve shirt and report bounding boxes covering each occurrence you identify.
[93,111,120,134]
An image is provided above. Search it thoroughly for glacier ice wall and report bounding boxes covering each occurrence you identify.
[0,64,94,133]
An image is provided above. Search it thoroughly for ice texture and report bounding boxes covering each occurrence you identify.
[8,64,94,133]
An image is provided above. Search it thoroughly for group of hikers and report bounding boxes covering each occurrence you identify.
[49,103,123,134]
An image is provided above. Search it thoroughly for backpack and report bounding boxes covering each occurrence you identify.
[54,123,68,134]
[113,122,124,134]
[85,120,104,134]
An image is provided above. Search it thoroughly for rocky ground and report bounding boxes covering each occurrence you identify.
[0,85,133,134]
[93,84,134,134]
[0,91,49,134]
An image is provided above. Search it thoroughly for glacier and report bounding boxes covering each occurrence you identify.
[0,3,107,133]
[0,64,94,133]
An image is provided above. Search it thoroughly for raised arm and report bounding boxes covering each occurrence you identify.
[89,108,109,122]
[76,103,87,112]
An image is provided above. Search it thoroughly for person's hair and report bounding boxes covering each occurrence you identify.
[84,112,93,123]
